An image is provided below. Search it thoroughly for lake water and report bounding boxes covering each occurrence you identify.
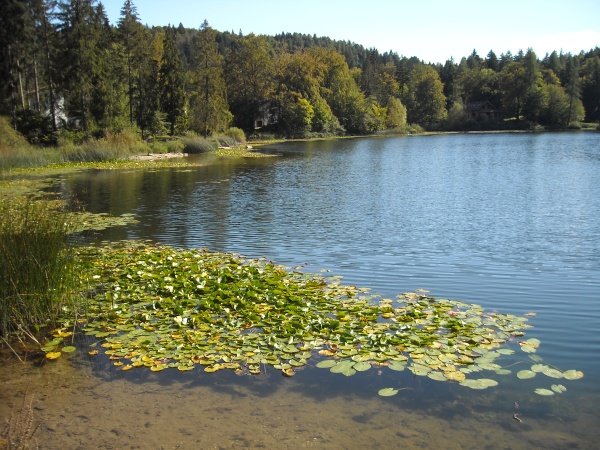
[2,132,599,449]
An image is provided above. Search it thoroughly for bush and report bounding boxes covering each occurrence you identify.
[213,134,237,148]
[0,199,76,338]
[182,137,217,154]
[224,127,246,144]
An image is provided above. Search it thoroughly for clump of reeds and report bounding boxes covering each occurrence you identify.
[59,128,150,162]
[0,199,75,339]
[181,136,218,153]
[1,394,38,449]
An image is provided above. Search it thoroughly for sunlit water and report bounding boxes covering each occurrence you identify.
[2,132,599,449]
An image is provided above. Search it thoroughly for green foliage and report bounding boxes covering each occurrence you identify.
[59,129,149,162]
[182,136,217,153]
[0,116,59,170]
[159,27,186,135]
[405,65,447,127]
[223,127,246,144]
[445,101,468,130]
[189,21,232,136]
[0,199,75,338]
[385,97,407,130]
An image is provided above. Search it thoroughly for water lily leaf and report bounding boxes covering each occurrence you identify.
[551,384,567,393]
[460,378,498,390]
[563,370,584,380]
[444,370,466,382]
[281,367,295,377]
[534,388,554,396]
[517,370,536,380]
[330,360,355,374]
[353,361,371,372]
[378,388,399,397]
[531,364,549,373]
[45,351,61,360]
[341,367,356,377]
[388,361,406,372]
[61,346,76,353]
[541,367,563,379]
[427,371,446,382]
[316,359,337,369]
[496,349,515,355]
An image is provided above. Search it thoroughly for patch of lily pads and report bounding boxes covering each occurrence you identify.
[44,241,584,398]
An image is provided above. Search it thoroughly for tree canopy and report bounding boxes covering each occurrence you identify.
[1,0,598,142]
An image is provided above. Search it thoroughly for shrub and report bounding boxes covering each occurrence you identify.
[224,127,246,144]
[0,199,76,339]
[182,137,217,154]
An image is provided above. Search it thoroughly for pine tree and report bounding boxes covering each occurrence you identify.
[189,20,231,136]
[159,26,186,135]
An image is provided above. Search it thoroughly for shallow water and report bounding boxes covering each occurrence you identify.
[2,132,599,448]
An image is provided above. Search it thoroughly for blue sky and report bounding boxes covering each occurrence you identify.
[101,0,600,63]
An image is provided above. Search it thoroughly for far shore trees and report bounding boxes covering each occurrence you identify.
[0,0,598,142]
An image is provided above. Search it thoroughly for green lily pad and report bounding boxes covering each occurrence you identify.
[517,370,536,380]
[534,388,554,396]
[541,367,563,379]
[61,346,76,353]
[378,388,399,397]
[353,361,372,372]
[460,378,498,390]
[551,384,567,393]
[388,361,407,372]
[563,370,584,380]
[316,359,337,369]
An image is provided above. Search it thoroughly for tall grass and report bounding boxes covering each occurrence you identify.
[0,116,59,170]
[0,199,76,339]
[59,128,150,162]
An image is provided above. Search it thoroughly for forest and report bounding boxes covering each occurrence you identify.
[1,0,600,146]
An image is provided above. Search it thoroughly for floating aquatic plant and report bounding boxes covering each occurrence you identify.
[42,241,584,397]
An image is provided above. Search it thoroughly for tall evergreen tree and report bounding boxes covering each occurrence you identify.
[118,0,143,125]
[189,20,231,136]
[159,26,186,135]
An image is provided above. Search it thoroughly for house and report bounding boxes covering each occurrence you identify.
[466,101,500,121]
[254,102,279,129]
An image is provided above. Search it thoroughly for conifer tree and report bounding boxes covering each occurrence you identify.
[189,20,231,136]
[159,26,186,135]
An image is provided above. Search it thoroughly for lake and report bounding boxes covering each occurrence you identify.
[2,132,599,448]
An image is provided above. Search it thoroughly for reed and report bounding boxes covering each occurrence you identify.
[0,199,76,339]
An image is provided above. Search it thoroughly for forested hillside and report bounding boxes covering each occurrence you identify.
[1,0,599,145]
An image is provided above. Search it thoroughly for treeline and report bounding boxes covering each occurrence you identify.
[1,0,599,146]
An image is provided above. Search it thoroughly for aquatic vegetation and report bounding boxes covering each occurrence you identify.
[0,198,76,338]
[41,241,585,397]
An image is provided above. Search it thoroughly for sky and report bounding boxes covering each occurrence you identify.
[101,0,600,64]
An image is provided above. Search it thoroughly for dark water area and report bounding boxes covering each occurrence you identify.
[3,132,598,449]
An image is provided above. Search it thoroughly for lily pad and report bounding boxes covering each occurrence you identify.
[541,367,563,379]
[551,384,567,393]
[61,346,76,353]
[517,370,536,380]
[353,361,372,372]
[378,388,399,397]
[45,351,61,360]
[316,359,337,369]
[460,378,498,390]
[563,370,584,380]
[534,388,554,396]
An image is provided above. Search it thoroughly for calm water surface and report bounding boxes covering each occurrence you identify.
[3,132,599,449]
